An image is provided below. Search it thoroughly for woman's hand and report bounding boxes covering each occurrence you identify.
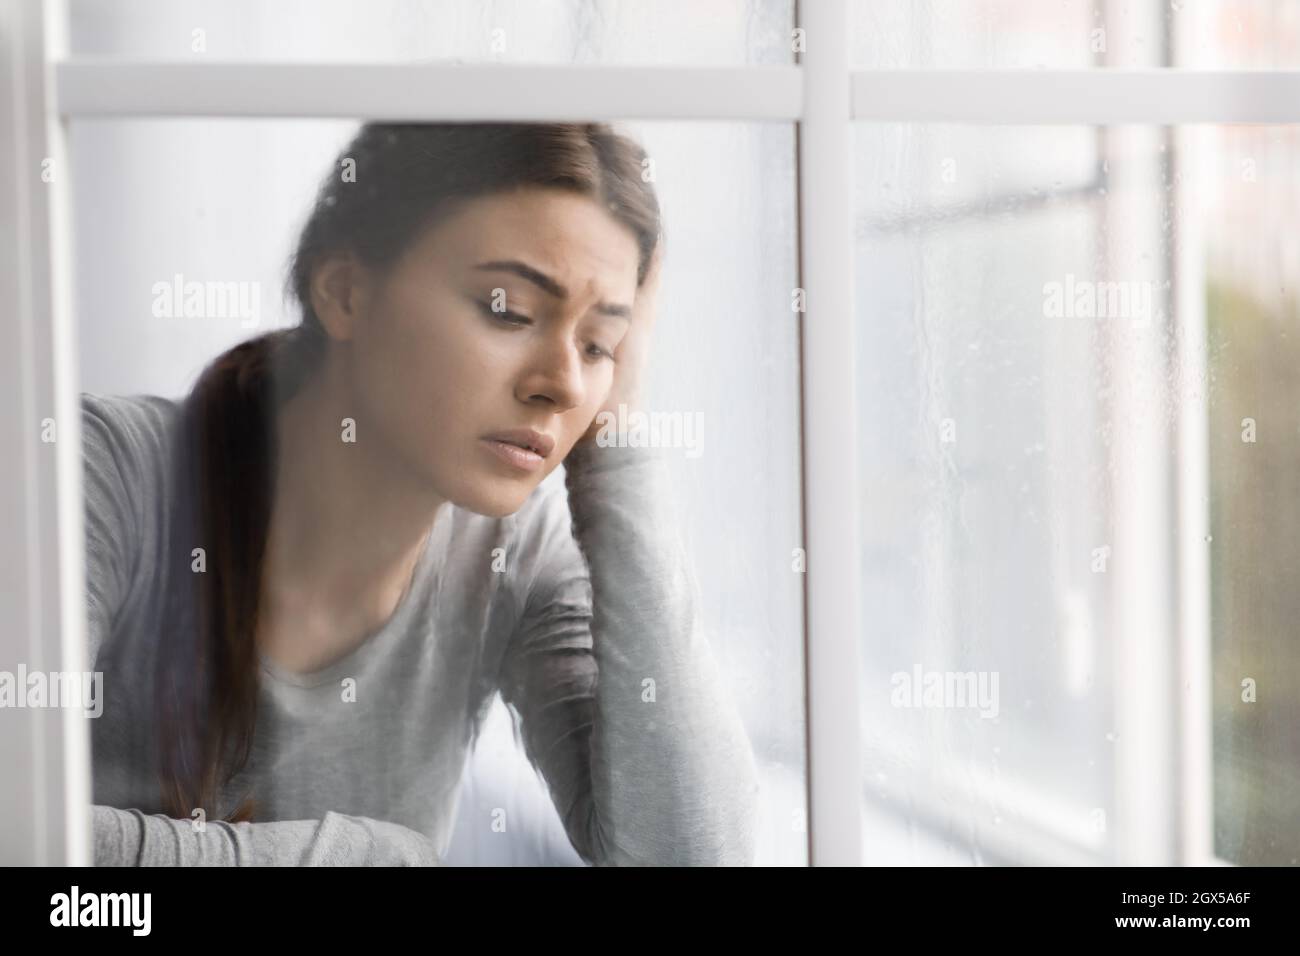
[574,239,665,449]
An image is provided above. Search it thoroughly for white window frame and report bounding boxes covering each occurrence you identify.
[7,0,1300,865]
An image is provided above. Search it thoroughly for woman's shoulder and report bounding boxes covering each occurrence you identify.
[80,393,187,662]
[80,392,186,515]
[81,391,183,440]
[81,391,184,465]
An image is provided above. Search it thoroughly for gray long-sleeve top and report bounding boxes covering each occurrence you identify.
[81,392,759,865]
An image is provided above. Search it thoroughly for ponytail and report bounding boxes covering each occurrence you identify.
[155,325,324,822]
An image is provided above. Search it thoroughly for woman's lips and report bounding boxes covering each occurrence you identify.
[481,438,545,472]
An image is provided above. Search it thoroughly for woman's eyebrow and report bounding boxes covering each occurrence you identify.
[474,259,632,319]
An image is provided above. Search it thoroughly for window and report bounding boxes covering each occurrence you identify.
[3,0,1298,867]
[68,115,803,866]
[850,1,1300,866]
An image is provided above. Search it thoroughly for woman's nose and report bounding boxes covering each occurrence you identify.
[517,337,585,411]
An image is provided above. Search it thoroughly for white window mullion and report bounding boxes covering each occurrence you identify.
[0,0,89,866]
[796,0,863,867]
[1173,123,1216,867]
[852,69,1300,124]
[54,61,803,120]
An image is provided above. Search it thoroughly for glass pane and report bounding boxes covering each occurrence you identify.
[855,120,1300,866]
[852,0,1300,69]
[855,122,1120,865]
[73,118,803,865]
[1175,1,1300,68]
[1195,124,1300,866]
[69,0,794,66]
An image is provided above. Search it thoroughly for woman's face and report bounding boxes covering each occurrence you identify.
[338,187,641,517]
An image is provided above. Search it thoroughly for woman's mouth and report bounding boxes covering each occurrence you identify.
[480,429,555,473]
[482,438,544,472]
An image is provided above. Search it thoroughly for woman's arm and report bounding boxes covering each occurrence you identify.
[82,394,438,866]
[497,440,760,866]
[93,805,438,866]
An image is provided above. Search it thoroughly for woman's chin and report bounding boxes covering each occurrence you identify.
[451,485,530,520]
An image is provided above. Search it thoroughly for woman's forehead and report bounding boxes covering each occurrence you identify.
[424,191,639,285]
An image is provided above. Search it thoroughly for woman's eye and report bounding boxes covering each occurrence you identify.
[477,301,611,360]
[478,301,532,326]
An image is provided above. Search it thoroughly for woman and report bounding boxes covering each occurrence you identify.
[83,122,759,865]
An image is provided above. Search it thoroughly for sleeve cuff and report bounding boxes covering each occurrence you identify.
[562,438,665,486]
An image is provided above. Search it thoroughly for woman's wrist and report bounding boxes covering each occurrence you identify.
[565,434,651,478]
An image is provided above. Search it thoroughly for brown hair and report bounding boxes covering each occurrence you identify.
[155,123,662,822]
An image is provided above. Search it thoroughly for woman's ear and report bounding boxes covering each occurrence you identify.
[309,252,373,343]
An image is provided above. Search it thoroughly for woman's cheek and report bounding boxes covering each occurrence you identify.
[588,368,615,410]
[473,320,528,367]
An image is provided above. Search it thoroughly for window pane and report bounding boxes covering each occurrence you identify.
[73,118,804,865]
[855,119,1300,866]
[1194,124,1300,866]
[855,123,1120,865]
[1174,1,1300,68]
[69,0,794,66]
[852,0,1300,69]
